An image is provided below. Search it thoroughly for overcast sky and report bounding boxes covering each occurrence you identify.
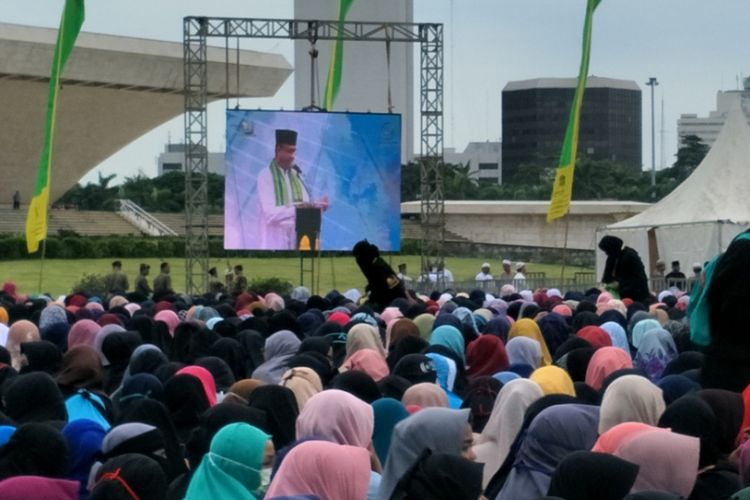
[4,0,748,184]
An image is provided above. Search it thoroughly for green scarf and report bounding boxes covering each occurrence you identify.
[270,160,304,206]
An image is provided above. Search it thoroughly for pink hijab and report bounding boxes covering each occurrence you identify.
[68,319,101,349]
[584,347,633,391]
[296,389,374,448]
[614,429,700,497]
[265,440,370,500]
[7,320,40,370]
[0,476,79,500]
[592,422,666,454]
[342,348,389,382]
[154,310,180,337]
[401,383,449,409]
[177,366,217,406]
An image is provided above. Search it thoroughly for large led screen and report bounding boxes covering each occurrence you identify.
[224,110,401,251]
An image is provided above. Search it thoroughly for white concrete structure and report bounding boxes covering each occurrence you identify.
[0,22,292,205]
[601,103,750,277]
[677,76,750,147]
[444,141,502,185]
[402,200,648,251]
[293,0,414,161]
[158,144,225,176]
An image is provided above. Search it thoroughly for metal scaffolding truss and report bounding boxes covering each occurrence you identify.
[183,17,444,294]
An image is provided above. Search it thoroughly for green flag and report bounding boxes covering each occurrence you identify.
[547,0,602,222]
[323,0,355,110]
[26,0,85,253]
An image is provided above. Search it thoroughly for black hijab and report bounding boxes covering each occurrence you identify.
[0,422,68,480]
[547,451,639,500]
[19,341,62,375]
[571,311,600,333]
[163,374,211,443]
[116,399,186,480]
[102,331,143,393]
[210,337,248,381]
[391,450,483,500]
[537,313,571,357]
[246,385,298,450]
[194,357,236,392]
[172,322,219,365]
[91,453,167,500]
[658,395,720,468]
[387,336,429,370]
[235,330,266,376]
[564,347,597,383]
[330,370,382,404]
[697,389,745,455]
[3,371,67,424]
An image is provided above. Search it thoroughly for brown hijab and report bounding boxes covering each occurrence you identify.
[7,320,40,371]
[389,319,421,350]
[56,345,103,390]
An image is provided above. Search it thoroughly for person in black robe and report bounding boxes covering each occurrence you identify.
[352,239,406,311]
[598,235,651,303]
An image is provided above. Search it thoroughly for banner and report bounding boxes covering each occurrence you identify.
[26,0,85,252]
[323,0,355,110]
[547,0,602,222]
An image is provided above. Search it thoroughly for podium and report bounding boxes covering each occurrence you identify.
[296,207,321,251]
[297,207,322,292]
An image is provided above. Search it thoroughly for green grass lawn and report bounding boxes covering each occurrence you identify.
[0,256,593,296]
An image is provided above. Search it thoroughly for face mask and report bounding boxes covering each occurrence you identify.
[254,467,272,496]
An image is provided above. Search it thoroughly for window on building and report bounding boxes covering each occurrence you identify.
[478,162,498,170]
[162,162,183,172]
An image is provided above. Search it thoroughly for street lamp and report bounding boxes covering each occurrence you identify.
[645,77,659,200]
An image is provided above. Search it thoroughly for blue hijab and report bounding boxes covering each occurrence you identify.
[372,398,409,465]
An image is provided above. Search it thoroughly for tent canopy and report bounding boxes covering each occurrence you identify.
[597,102,750,278]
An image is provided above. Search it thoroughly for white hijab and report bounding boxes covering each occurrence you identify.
[599,374,665,434]
[473,378,544,487]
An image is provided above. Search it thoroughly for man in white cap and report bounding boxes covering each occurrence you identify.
[513,262,527,286]
[475,262,494,282]
[500,259,514,280]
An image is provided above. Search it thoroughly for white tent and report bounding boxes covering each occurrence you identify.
[596,102,750,277]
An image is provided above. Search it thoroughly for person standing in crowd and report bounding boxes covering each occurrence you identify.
[12,191,20,210]
[153,262,174,297]
[513,262,527,287]
[499,259,514,280]
[208,267,225,295]
[665,260,686,289]
[598,235,650,302]
[397,263,412,285]
[475,263,493,282]
[104,261,128,296]
[134,263,152,298]
[688,262,703,292]
[231,265,248,295]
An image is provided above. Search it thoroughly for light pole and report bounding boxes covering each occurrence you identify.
[646,77,659,199]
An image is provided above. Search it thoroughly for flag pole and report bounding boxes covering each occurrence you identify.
[560,213,570,285]
[38,238,47,292]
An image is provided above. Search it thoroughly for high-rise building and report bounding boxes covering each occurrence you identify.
[294,0,414,161]
[502,77,641,182]
[444,142,502,185]
[677,77,750,148]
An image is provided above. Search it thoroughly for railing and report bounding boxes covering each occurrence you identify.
[410,276,694,296]
[116,199,178,237]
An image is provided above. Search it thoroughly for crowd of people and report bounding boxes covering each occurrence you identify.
[0,234,748,500]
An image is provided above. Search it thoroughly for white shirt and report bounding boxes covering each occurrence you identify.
[256,165,310,249]
[475,272,494,281]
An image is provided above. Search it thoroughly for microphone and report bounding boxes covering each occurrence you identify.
[292,165,313,200]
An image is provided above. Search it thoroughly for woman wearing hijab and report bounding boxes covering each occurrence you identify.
[280,367,322,410]
[0,475,80,499]
[68,319,102,350]
[592,422,666,454]
[228,379,265,402]
[347,323,386,359]
[697,389,745,457]
[585,346,634,391]
[473,378,543,488]
[496,404,600,500]
[342,348,389,382]
[633,328,678,382]
[252,330,301,385]
[390,450,483,500]
[389,319,421,348]
[62,418,106,499]
[536,313,570,358]
[631,318,662,350]
[600,321,631,355]
[247,385,299,451]
[0,422,69,480]
[57,345,104,396]
[613,429,700,498]
[377,407,473,500]
[466,335,509,378]
[576,325,613,349]
[4,371,67,425]
[18,340,61,375]
[91,453,167,500]
[598,234,650,302]
[412,313,435,341]
[599,374,666,434]
[508,319,552,365]
[530,366,576,397]
[428,325,465,360]
[372,398,410,466]
[184,422,270,500]
[402,383,450,410]
[547,451,639,500]
[176,365,217,407]
[6,320,40,371]
[505,337,542,369]
[331,371,382,404]
[266,440,370,500]
[163,374,211,443]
